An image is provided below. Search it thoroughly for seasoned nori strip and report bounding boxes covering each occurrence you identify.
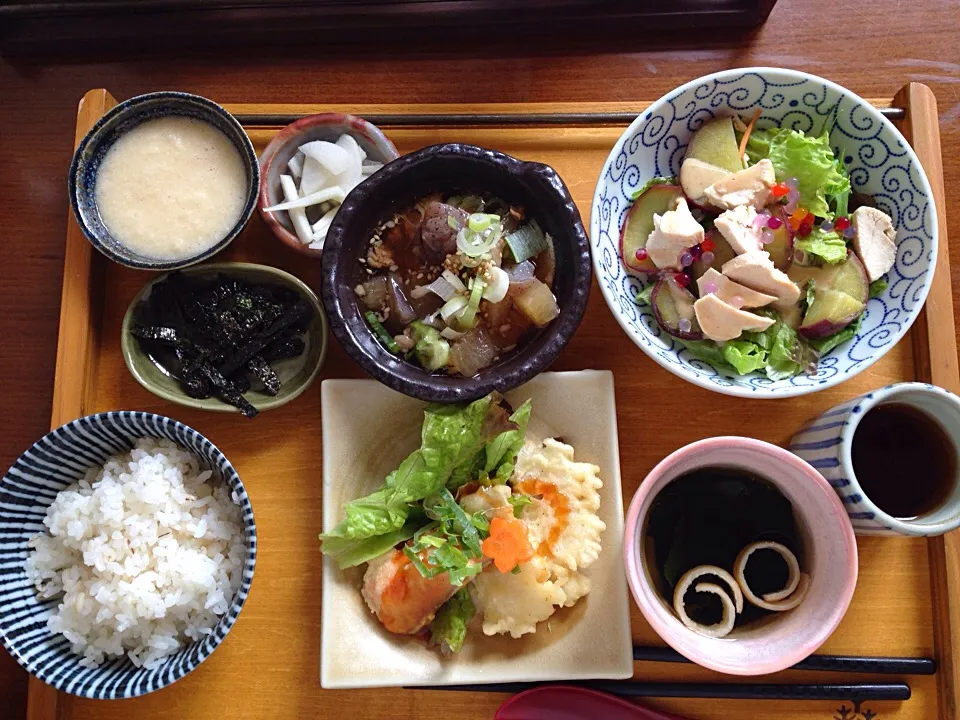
[230,372,252,394]
[262,336,305,362]
[217,300,310,377]
[246,355,280,396]
[199,363,258,418]
[130,326,180,344]
[131,272,312,417]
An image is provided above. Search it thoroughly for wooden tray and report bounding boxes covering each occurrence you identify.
[29,86,958,720]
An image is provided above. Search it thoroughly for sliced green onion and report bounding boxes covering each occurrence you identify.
[482,266,509,303]
[456,195,485,213]
[440,295,470,325]
[505,219,549,263]
[364,311,400,353]
[441,269,467,292]
[457,276,486,330]
[468,213,499,233]
[457,222,501,257]
[447,215,459,230]
[410,275,459,301]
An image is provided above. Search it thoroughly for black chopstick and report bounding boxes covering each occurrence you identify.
[416,681,911,701]
[234,108,906,128]
[633,645,936,676]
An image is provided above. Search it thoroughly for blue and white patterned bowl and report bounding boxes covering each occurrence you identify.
[0,413,256,699]
[590,68,938,398]
[789,382,960,536]
[69,91,260,270]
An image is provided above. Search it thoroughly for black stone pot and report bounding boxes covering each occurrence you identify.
[321,143,591,403]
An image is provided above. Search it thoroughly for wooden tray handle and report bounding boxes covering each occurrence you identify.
[25,86,119,720]
[894,82,960,720]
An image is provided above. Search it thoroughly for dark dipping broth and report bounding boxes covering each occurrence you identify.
[646,467,802,629]
[852,403,957,519]
[355,191,559,377]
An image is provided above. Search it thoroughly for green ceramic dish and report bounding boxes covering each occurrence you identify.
[121,262,327,414]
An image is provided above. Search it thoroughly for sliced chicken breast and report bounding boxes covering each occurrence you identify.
[722,252,801,305]
[704,158,776,210]
[697,268,776,309]
[714,205,766,256]
[852,206,897,282]
[646,197,705,270]
[693,294,776,342]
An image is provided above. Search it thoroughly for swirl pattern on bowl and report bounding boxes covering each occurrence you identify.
[590,68,938,397]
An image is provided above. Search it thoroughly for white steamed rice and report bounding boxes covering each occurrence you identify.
[25,437,245,669]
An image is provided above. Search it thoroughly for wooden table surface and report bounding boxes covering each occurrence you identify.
[2,1,959,718]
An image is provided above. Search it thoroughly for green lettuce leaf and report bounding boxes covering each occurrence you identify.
[430,588,476,654]
[802,279,817,315]
[683,311,812,380]
[508,493,533,518]
[765,321,804,380]
[630,176,678,200]
[763,129,850,218]
[635,283,655,305]
[483,400,532,483]
[829,155,851,218]
[869,277,888,298]
[320,394,503,543]
[810,313,864,355]
[743,310,809,381]
[320,524,419,570]
[721,340,768,374]
[744,127,778,165]
[680,340,729,367]
[681,340,730,367]
[795,228,848,265]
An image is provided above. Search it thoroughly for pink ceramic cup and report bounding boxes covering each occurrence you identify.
[623,437,858,676]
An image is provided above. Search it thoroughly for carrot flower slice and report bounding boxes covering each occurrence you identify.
[481,516,534,573]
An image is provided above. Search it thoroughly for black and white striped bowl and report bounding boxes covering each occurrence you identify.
[0,412,257,699]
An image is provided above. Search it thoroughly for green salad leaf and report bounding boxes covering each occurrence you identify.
[869,277,888,298]
[810,313,864,355]
[795,228,848,265]
[424,487,488,559]
[829,155,851,218]
[683,311,816,381]
[319,394,512,545]
[482,400,532,483]
[635,283,655,305]
[765,321,805,381]
[744,127,778,165]
[681,339,730,367]
[749,128,850,218]
[802,279,817,315]
[403,488,488,589]
[508,493,533,518]
[430,587,476,654]
[320,524,420,570]
[631,176,678,200]
[721,340,768,375]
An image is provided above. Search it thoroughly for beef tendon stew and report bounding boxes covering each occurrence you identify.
[355,192,559,377]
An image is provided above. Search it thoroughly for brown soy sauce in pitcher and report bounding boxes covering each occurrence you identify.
[851,403,956,519]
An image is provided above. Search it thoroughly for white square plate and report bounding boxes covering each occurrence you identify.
[320,370,633,688]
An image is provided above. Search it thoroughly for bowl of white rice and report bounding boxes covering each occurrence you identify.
[0,412,256,699]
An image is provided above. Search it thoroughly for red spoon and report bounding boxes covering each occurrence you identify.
[495,686,694,720]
